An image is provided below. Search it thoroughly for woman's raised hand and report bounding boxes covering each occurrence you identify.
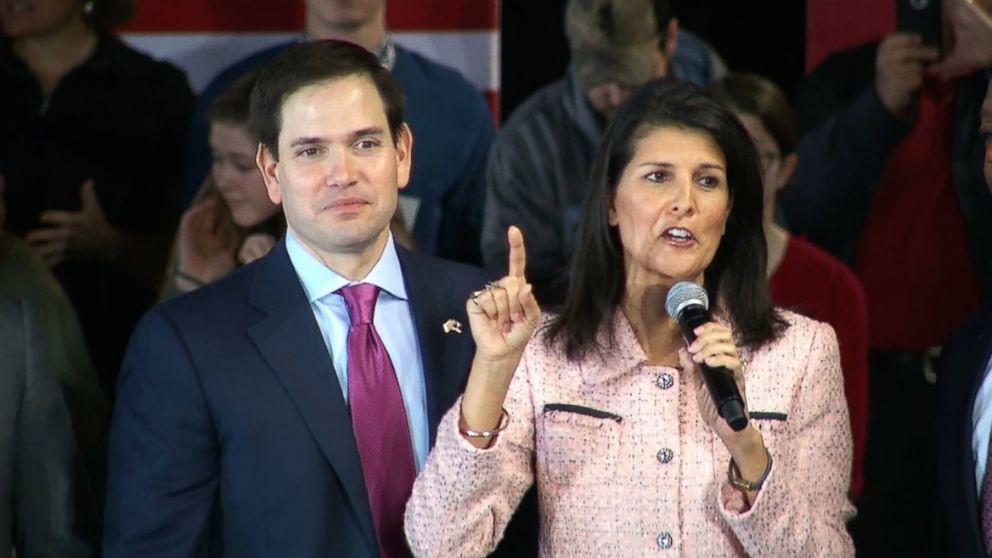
[467,226,541,365]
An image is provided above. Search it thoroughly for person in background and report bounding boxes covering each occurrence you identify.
[182,0,492,264]
[786,0,992,554]
[0,295,94,557]
[0,174,108,551]
[934,78,992,558]
[160,72,285,299]
[710,72,869,502]
[0,0,195,397]
[480,0,672,305]
[406,79,854,557]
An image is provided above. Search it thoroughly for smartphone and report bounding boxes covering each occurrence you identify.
[896,0,943,56]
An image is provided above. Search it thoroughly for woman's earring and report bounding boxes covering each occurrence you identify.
[83,0,95,15]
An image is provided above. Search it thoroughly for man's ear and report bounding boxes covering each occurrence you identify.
[665,18,679,59]
[256,143,282,205]
[395,123,414,190]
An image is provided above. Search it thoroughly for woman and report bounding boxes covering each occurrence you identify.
[710,73,869,500]
[161,72,284,297]
[0,0,194,392]
[405,80,855,557]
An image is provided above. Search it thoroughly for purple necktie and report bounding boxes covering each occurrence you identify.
[339,283,415,558]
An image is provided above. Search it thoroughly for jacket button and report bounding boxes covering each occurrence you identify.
[657,448,674,464]
[656,532,673,549]
[656,373,674,390]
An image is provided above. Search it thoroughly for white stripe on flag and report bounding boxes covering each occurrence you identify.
[122,31,500,94]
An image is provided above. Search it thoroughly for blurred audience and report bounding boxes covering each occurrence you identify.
[786,0,992,555]
[481,0,671,305]
[0,0,195,397]
[182,0,491,264]
[710,72,870,502]
[161,72,285,299]
[1,172,108,550]
[935,77,992,558]
[0,295,94,557]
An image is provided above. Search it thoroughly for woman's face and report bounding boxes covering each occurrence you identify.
[609,126,731,287]
[210,122,280,228]
[1,0,83,38]
[734,112,792,216]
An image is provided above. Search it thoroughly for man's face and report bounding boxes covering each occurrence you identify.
[982,82,992,190]
[304,0,383,30]
[257,75,412,264]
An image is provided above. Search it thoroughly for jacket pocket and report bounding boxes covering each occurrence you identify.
[537,404,622,486]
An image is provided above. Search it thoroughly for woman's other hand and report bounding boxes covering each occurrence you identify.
[176,196,238,287]
[238,233,277,265]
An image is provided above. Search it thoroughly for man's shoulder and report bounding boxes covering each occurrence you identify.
[153,260,261,327]
[500,77,572,132]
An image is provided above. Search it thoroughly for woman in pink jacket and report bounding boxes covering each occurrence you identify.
[405,79,855,557]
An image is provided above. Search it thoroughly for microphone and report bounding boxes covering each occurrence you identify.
[664,282,748,432]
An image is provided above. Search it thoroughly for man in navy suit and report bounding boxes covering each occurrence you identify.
[104,40,520,557]
[935,77,992,557]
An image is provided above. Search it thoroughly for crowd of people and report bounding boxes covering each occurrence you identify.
[1,0,990,556]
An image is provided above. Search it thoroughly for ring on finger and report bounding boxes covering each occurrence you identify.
[470,289,485,306]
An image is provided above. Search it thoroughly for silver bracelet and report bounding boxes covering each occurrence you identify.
[459,408,510,439]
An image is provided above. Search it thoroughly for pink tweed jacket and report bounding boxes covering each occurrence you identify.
[405,310,856,557]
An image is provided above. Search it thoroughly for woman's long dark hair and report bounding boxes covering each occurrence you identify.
[546,79,786,361]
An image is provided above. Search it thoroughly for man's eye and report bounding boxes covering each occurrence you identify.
[355,139,379,150]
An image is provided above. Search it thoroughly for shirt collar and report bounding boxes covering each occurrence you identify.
[298,34,395,71]
[285,228,408,303]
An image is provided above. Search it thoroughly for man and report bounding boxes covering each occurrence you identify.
[182,0,493,264]
[0,295,92,557]
[480,0,676,305]
[935,78,992,558]
[104,41,522,557]
[787,0,992,555]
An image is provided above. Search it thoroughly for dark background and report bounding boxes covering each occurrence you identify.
[499,0,807,122]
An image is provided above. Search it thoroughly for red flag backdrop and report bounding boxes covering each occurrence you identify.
[119,0,500,115]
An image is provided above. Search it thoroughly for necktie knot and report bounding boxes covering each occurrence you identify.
[339,283,380,325]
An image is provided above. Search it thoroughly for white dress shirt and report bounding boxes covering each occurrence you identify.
[970,352,992,494]
[285,229,429,470]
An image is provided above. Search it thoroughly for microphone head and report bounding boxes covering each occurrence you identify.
[665,281,709,319]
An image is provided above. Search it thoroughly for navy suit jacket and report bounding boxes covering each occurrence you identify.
[936,303,992,557]
[104,240,495,557]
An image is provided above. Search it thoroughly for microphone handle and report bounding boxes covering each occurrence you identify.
[678,308,749,432]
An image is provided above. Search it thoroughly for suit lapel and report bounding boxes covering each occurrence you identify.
[397,247,456,445]
[245,240,377,553]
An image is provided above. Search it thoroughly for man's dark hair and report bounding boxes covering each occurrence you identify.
[250,40,406,160]
[547,78,786,361]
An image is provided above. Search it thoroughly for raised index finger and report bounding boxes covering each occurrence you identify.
[506,225,526,279]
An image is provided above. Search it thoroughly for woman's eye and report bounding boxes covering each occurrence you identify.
[698,175,721,188]
[645,171,669,182]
